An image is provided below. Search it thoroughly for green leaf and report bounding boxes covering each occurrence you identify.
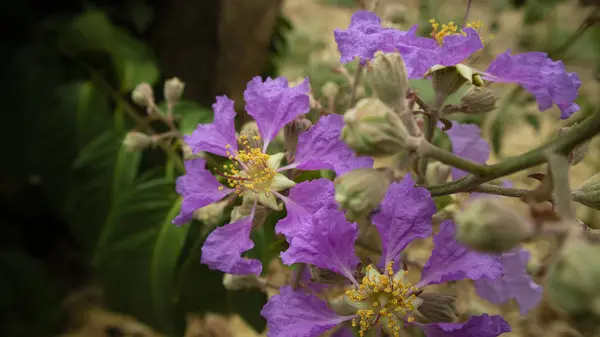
[61,10,159,91]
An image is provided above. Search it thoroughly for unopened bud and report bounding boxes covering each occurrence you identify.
[383,4,407,24]
[335,168,394,219]
[341,98,416,156]
[426,64,483,98]
[558,126,590,165]
[546,234,600,317]
[193,199,230,226]
[425,161,451,185]
[367,51,410,110]
[309,265,348,284]
[164,77,185,104]
[239,121,262,150]
[573,173,600,210]
[222,273,264,291]
[320,81,340,97]
[455,198,535,253]
[415,293,458,323]
[131,83,154,108]
[284,117,312,159]
[460,87,499,114]
[123,131,153,151]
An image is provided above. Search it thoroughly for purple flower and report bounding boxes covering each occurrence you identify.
[176,76,371,274]
[334,11,581,118]
[446,122,490,181]
[475,248,543,315]
[263,176,509,337]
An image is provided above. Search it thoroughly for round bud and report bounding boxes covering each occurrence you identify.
[454,198,535,253]
[460,87,499,114]
[193,199,230,227]
[573,172,600,210]
[546,234,600,317]
[367,51,410,110]
[334,168,394,219]
[131,83,154,108]
[341,98,416,156]
[163,77,185,104]
[123,131,153,151]
[320,81,340,98]
[284,117,312,157]
[425,161,451,185]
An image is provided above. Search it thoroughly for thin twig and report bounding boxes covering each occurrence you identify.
[348,63,365,108]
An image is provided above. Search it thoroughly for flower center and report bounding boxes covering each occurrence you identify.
[218,135,276,195]
[345,262,420,337]
[429,19,491,46]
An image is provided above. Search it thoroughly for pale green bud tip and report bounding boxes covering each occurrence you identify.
[341,98,413,156]
[367,51,410,110]
[573,172,600,210]
[222,273,264,291]
[454,198,534,253]
[546,234,600,317]
[460,87,499,114]
[334,168,393,218]
[425,161,451,185]
[164,77,185,104]
[123,131,152,151]
[426,64,481,97]
[320,81,340,97]
[193,200,229,226]
[131,83,154,107]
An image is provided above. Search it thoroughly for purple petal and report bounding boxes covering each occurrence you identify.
[419,221,503,286]
[173,158,231,225]
[261,286,353,337]
[475,248,543,315]
[484,50,581,119]
[372,176,436,266]
[392,25,439,78]
[184,96,238,157]
[276,178,336,238]
[244,76,310,148]
[281,207,359,280]
[446,122,490,180]
[419,314,510,337]
[435,28,483,67]
[293,114,373,175]
[334,10,397,64]
[201,215,262,275]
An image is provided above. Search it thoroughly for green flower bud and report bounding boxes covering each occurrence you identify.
[460,87,499,114]
[123,131,153,151]
[455,198,535,253]
[163,77,185,104]
[193,199,230,226]
[131,83,154,108]
[238,121,263,150]
[546,234,600,317]
[573,173,600,210]
[382,4,407,24]
[426,64,482,98]
[284,117,312,159]
[415,293,458,323]
[367,51,410,110]
[341,98,417,156]
[320,81,340,98]
[222,273,264,291]
[425,161,451,185]
[334,168,394,219]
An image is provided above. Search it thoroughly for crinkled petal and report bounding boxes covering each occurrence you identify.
[372,176,436,266]
[475,248,543,315]
[435,28,483,67]
[419,314,510,337]
[484,50,581,119]
[446,122,490,180]
[201,215,262,275]
[276,178,336,238]
[293,114,373,175]
[334,10,397,64]
[261,286,353,337]
[184,96,238,156]
[392,25,439,78]
[419,221,503,286]
[281,207,359,279]
[173,158,231,225]
[244,76,310,148]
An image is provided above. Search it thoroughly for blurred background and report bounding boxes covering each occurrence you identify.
[0,0,599,336]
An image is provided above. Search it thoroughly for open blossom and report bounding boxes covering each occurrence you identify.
[446,122,490,180]
[172,76,372,275]
[334,11,581,118]
[263,177,511,337]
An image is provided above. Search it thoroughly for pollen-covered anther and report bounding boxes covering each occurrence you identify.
[346,262,420,336]
[217,135,277,195]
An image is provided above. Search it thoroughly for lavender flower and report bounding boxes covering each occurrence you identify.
[173,76,372,275]
[263,177,510,337]
[334,11,581,118]
[446,122,490,180]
